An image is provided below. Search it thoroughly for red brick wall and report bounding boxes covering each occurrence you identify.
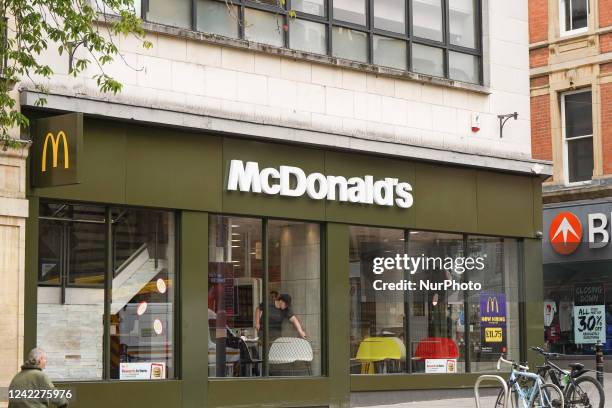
[600,0,612,28]
[531,94,552,160]
[602,33,612,53]
[602,63,612,75]
[529,0,548,43]
[530,75,549,87]
[530,47,549,68]
[602,83,612,175]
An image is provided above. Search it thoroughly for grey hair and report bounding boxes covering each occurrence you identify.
[27,348,46,366]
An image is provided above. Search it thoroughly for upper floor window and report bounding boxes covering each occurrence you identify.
[559,0,588,36]
[141,0,482,84]
[561,89,593,184]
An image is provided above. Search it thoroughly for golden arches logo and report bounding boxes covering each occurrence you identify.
[486,297,499,314]
[41,131,69,172]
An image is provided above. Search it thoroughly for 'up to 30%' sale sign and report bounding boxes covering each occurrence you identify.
[573,283,606,344]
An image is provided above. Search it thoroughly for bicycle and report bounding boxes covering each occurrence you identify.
[531,346,605,408]
[494,355,564,408]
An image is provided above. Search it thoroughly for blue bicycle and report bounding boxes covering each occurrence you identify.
[495,356,565,408]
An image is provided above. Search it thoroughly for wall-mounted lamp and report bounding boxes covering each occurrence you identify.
[497,112,518,138]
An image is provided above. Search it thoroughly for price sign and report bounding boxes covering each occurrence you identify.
[573,305,606,344]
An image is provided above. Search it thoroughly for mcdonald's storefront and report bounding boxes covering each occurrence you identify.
[23,111,546,408]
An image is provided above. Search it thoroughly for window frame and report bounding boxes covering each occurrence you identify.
[559,0,589,37]
[560,89,594,186]
[140,0,483,85]
[207,213,327,378]
[36,200,181,382]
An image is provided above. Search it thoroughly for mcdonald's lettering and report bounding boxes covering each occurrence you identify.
[41,131,69,172]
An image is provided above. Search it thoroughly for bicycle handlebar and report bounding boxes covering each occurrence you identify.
[530,346,560,358]
[497,356,529,371]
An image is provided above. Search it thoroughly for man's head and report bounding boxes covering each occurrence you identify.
[270,291,279,300]
[27,348,47,369]
[277,294,292,310]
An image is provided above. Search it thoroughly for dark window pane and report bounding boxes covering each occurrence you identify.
[332,26,368,63]
[111,209,176,380]
[408,232,465,374]
[449,0,476,48]
[66,205,106,286]
[449,52,479,83]
[373,35,407,70]
[208,216,263,377]
[290,19,327,54]
[564,91,592,138]
[567,137,593,183]
[293,0,326,16]
[146,0,191,28]
[197,0,239,38]
[571,0,588,30]
[333,0,366,25]
[267,220,321,377]
[412,43,444,77]
[466,237,520,372]
[413,0,443,41]
[244,8,284,47]
[349,226,406,374]
[38,221,62,285]
[374,0,406,33]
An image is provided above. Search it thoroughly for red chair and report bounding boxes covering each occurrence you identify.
[413,337,459,360]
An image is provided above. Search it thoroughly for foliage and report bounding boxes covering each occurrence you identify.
[0,0,150,149]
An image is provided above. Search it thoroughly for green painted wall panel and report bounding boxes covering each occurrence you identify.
[326,223,350,408]
[54,381,181,408]
[207,378,330,407]
[532,178,543,233]
[31,119,127,204]
[523,238,545,367]
[181,212,209,408]
[24,197,39,354]
[324,151,416,228]
[476,171,535,237]
[221,138,326,220]
[125,127,222,211]
[351,373,490,391]
[413,163,478,233]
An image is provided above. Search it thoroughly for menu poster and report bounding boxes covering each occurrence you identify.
[120,362,166,380]
[479,293,507,354]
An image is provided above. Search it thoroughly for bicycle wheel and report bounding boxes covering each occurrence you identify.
[531,383,564,408]
[495,387,518,408]
[564,376,605,408]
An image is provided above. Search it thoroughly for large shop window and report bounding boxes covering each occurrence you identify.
[349,226,520,375]
[137,0,482,84]
[37,201,177,381]
[562,90,593,184]
[208,215,322,378]
[544,262,612,355]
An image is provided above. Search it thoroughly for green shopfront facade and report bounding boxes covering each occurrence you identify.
[25,116,546,408]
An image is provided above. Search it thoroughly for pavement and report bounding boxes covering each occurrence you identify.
[365,372,612,408]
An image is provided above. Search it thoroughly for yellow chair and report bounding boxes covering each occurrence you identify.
[354,337,406,374]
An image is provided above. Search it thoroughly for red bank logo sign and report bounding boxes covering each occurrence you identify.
[549,212,582,255]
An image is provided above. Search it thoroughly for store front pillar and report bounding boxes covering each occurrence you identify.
[0,146,29,408]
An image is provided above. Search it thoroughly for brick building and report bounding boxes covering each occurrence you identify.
[530,0,612,359]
